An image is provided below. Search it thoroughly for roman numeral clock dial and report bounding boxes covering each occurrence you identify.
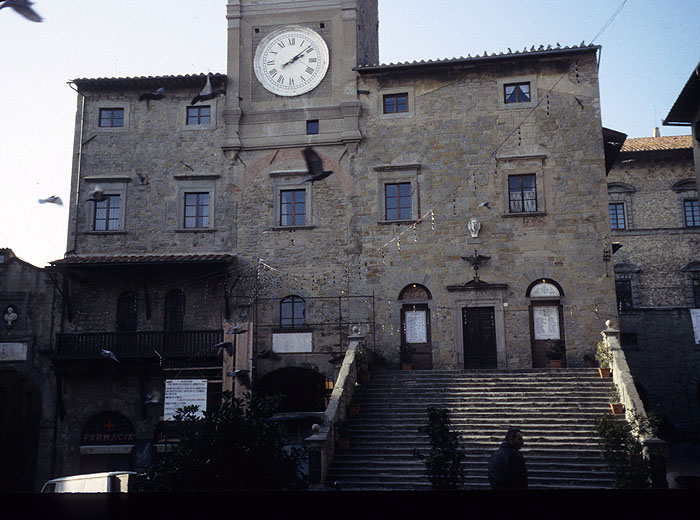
[254,26,329,97]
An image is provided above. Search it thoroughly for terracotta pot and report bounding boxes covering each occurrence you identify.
[549,359,563,368]
[401,362,413,371]
[610,403,624,414]
[349,404,361,415]
[359,370,371,381]
[599,368,611,378]
[337,438,350,450]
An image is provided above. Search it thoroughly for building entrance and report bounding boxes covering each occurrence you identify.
[462,306,497,368]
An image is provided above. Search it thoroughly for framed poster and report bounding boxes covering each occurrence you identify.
[533,306,560,340]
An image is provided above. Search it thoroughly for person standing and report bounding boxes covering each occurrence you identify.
[488,428,528,489]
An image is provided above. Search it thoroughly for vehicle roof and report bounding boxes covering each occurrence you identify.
[45,471,137,482]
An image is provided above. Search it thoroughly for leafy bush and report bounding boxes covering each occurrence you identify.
[414,407,465,489]
[134,392,307,492]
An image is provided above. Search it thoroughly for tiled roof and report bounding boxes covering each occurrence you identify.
[69,73,226,92]
[620,135,693,152]
[50,254,235,266]
[355,43,599,72]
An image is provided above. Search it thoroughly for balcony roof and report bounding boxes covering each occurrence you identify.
[49,253,235,268]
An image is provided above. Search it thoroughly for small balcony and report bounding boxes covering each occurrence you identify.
[54,330,223,361]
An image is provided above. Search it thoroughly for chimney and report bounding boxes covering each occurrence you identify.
[653,127,661,137]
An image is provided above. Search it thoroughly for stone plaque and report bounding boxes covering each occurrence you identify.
[0,342,28,361]
[533,307,560,340]
[272,332,313,353]
[531,282,560,298]
[691,309,700,344]
[164,379,207,420]
[405,310,427,343]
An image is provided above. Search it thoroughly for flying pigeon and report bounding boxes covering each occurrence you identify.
[227,326,247,335]
[136,173,149,185]
[477,202,491,209]
[302,147,334,183]
[215,341,233,356]
[100,348,120,363]
[87,186,106,202]
[39,195,63,205]
[139,87,165,101]
[0,0,43,22]
[191,73,225,105]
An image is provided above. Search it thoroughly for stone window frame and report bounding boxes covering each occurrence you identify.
[497,154,547,217]
[497,75,538,110]
[607,182,635,230]
[374,163,421,224]
[684,199,699,228]
[182,99,218,131]
[377,86,415,120]
[174,174,219,232]
[280,295,306,329]
[269,170,314,230]
[681,261,700,308]
[672,179,697,228]
[94,102,130,133]
[84,176,130,234]
[614,263,641,310]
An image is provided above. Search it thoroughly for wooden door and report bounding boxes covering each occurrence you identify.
[462,306,497,368]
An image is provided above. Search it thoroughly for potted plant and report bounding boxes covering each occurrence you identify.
[356,350,371,381]
[545,342,565,368]
[370,351,387,371]
[400,344,415,370]
[609,384,624,414]
[596,339,613,377]
[336,420,350,450]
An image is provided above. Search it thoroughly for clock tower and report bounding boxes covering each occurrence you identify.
[223,0,378,152]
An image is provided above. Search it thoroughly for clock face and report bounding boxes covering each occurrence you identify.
[254,26,329,97]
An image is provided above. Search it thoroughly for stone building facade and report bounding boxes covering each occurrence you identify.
[46,0,619,478]
[0,249,57,491]
[607,134,700,429]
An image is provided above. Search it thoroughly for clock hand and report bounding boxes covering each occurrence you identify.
[281,47,312,68]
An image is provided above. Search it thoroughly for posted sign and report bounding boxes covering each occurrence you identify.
[164,379,208,420]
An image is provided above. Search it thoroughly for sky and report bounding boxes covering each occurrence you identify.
[0,0,697,267]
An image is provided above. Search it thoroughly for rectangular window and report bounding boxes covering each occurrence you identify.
[385,182,412,220]
[684,199,699,227]
[615,279,633,311]
[693,279,700,308]
[306,120,319,135]
[609,203,626,230]
[183,192,210,228]
[508,174,537,213]
[94,195,121,231]
[504,82,531,104]
[186,106,211,126]
[383,93,408,114]
[99,108,124,128]
[280,189,306,226]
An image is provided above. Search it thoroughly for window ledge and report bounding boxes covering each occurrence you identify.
[85,231,127,235]
[378,219,417,225]
[174,228,217,233]
[501,211,547,218]
[270,225,316,231]
[272,327,313,333]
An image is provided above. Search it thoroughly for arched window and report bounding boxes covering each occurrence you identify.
[164,290,185,331]
[280,295,305,328]
[116,291,137,332]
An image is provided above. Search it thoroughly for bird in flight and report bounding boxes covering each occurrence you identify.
[477,202,491,209]
[191,73,225,105]
[302,147,334,183]
[139,87,165,101]
[87,186,106,202]
[38,195,62,205]
[100,349,120,363]
[0,0,42,22]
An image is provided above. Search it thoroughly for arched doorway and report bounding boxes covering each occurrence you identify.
[526,279,565,368]
[0,371,41,492]
[253,367,331,413]
[398,284,433,369]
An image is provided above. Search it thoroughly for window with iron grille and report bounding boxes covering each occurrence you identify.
[280,189,306,226]
[615,279,633,311]
[99,108,124,127]
[504,82,531,104]
[508,174,537,213]
[94,195,121,231]
[383,93,408,114]
[684,199,699,227]
[183,192,210,228]
[384,182,412,220]
[609,202,626,230]
[281,295,305,328]
[186,106,211,125]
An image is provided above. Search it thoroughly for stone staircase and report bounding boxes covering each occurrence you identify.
[327,369,617,490]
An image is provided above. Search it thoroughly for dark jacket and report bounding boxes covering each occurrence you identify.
[488,442,528,489]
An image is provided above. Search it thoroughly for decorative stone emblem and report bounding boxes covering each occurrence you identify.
[467,217,481,238]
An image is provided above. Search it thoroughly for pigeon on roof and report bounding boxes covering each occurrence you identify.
[0,0,43,22]
[139,87,165,101]
[38,195,63,205]
[302,147,334,183]
[191,73,226,105]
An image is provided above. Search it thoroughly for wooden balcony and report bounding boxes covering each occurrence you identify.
[54,330,223,361]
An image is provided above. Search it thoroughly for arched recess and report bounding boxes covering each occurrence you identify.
[79,411,135,473]
[526,279,565,368]
[398,284,433,369]
[0,371,41,492]
[253,367,332,413]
